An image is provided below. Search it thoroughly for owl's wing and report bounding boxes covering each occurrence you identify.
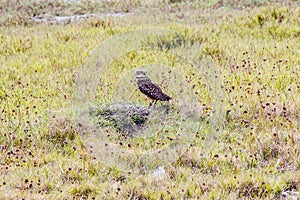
[139,82,161,97]
[139,82,170,101]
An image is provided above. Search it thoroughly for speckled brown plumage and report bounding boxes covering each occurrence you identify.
[135,69,171,102]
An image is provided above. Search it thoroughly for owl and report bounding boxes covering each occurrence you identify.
[135,69,171,106]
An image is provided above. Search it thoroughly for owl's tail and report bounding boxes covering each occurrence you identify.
[161,93,171,101]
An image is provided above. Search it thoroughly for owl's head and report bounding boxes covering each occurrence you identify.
[134,68,148,80]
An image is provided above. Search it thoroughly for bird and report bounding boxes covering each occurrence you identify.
[135,69,171,107]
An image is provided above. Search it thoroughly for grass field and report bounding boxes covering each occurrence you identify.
[0,0,299,199]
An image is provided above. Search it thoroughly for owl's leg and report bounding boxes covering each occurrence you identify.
[148,101,152,108]
[148,100,156,108]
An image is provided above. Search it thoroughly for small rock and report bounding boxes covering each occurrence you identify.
[152,166,165,179]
